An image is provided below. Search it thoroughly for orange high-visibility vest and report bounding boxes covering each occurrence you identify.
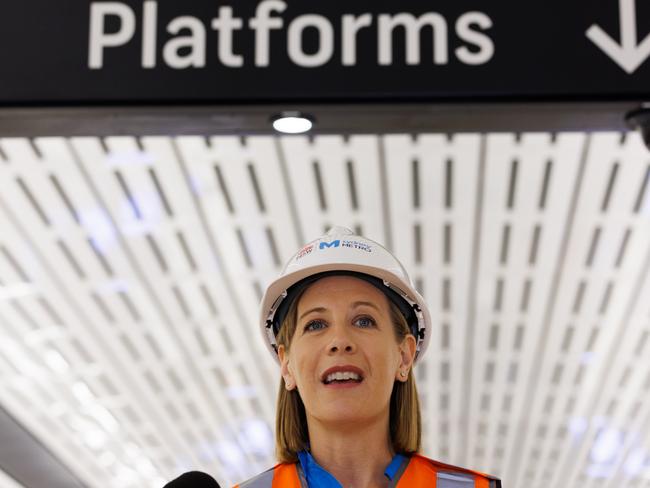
[234,454,501,487]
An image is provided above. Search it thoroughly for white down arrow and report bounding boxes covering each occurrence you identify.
[586,0,650,74]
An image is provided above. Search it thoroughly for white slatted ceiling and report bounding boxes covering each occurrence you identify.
[475,133,587,480]
[384,134,483,463]
[280,135,386,242]
[0,132,649,488]
[548,134,650,488]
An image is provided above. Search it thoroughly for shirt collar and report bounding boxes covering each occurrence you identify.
[384,453,407,481]
[297,450,409,487]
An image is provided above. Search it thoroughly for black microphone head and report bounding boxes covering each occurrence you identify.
[163,471,221,488]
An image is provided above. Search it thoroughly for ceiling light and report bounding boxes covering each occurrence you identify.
[590,427,623,464]
[271,112,313,134]
[624,447,647,476]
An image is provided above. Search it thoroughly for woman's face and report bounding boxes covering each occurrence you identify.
[278,275,415,426]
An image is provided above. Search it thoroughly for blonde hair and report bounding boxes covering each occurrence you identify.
[275,286,421,463]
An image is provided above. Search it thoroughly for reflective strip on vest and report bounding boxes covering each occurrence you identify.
[437,470,480,487]
[233,467,273,488]
[235,464,305,488]
[234,455,500,488]
[398,455,498,488]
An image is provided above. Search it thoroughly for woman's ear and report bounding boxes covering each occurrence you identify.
[278,345,296,390]
[395,335,417,382]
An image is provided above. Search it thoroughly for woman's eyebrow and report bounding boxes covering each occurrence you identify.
[298,301,381,321]
[352,301,381,311]
[298,306,327,321]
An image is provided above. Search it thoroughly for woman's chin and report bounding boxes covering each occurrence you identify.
[311,400,384,426]
[316,412,369,427]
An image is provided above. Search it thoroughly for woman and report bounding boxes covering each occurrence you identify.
[237,227,501,488]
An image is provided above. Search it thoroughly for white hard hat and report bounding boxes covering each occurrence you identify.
[260,226,431,364]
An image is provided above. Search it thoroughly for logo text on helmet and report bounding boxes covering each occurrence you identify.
[317,239,372,253]
[342,240,372,252]
[319,240,340,249]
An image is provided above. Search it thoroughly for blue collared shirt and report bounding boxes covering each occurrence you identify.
[297,450,407,488]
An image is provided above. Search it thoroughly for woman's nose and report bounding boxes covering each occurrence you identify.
[328,342,354,353]
[327,328,356,354]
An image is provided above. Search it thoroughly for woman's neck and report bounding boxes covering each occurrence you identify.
[306,413,394,488]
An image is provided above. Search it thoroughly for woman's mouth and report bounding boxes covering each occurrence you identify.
[321,366,365,386]
[323,371,362,384]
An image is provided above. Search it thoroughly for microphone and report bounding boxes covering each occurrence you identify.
[163,471,221,487]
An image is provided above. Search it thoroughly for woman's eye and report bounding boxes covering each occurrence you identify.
[304,320,327,332]
[354,316,376,328]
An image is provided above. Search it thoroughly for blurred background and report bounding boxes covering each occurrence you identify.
[0,131,649,487]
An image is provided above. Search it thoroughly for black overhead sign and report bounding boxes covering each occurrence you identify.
[0,0,649,105]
